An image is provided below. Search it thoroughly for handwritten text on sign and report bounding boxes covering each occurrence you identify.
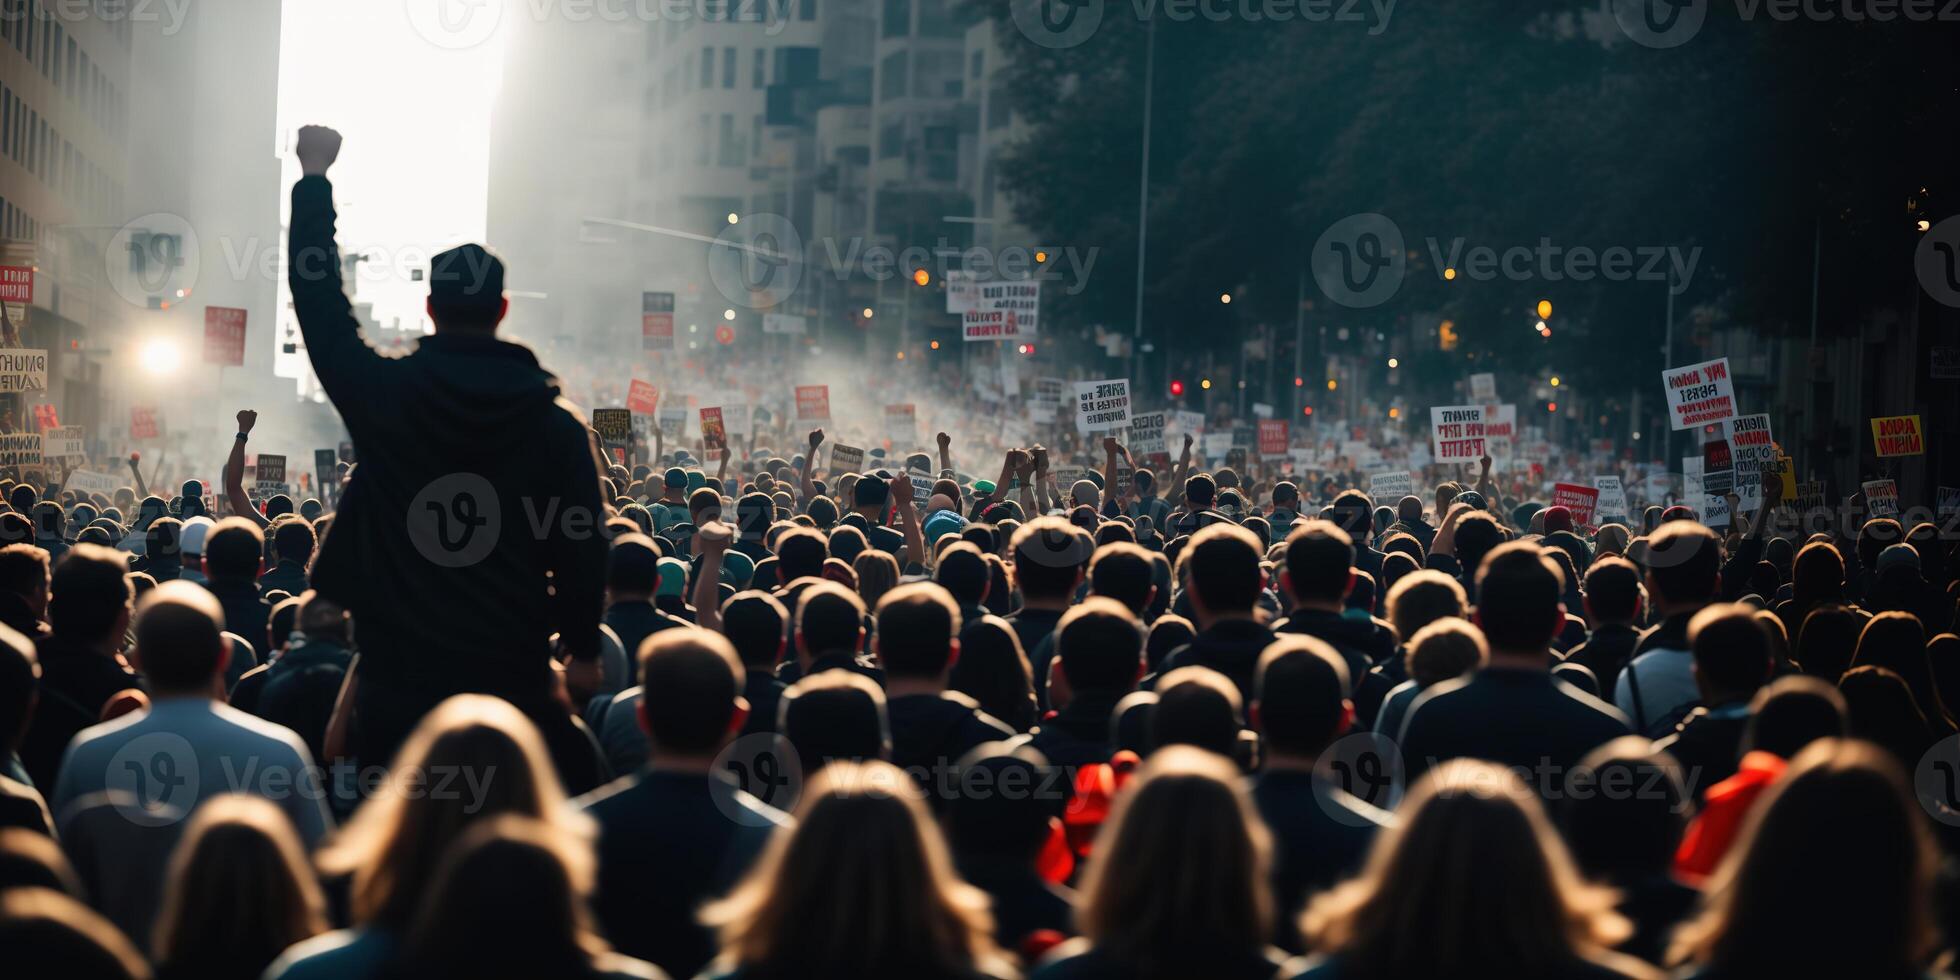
[795,385,830,421]
[1550,483,1600,526]
[1075,379,1131,431]
[1429,405,1486,461]
[0,349,47,392]
[1662,357,1736,430]
[1870,415,1924,457]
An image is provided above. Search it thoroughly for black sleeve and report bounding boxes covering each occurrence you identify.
[549,414,611,663]
[287,176,382,421]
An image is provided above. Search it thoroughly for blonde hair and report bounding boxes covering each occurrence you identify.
[702,760,1009,979]
[1403,618,1488,688]
[151,795,326,975]
[1074,746,1274,974]
[852,549,901,608]
[1303,759,1649,979]
[1668,738,1938,974]
[316,695,589,929]
[1384,569,1467,645]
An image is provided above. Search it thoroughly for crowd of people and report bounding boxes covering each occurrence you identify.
[1,126,1957,980]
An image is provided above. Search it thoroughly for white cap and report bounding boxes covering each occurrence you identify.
[179,516,217,556]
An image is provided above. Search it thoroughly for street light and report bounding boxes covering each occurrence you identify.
[140,338,182,377]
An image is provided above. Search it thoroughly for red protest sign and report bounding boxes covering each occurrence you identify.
[0,266,32,304]
[795,385,830,421]
[31,404,56,429]
[130,405,161,441]
[699,407,727,454]
[641,292,674,351]
[1257,419,1289,458]
[203,306,248,366]
[1550,482,1600,526]
[627,379,659,414]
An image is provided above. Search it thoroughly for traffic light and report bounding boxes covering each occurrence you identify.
[1170,379,1185,397]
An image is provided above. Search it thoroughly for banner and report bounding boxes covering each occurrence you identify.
[1369,469,1412,500]
[203,306,248,366]
[1128,412,1167,456]
[0,432,41,467]
[43,426,83,459]
[1483,404,1517,459]
[1075,378,1131,431]
[960,281,1040,342]
[1662,357,1736,430]
[1173,410,1206,440]
[1429,405,1486,461]
[627,379,659,414]
[130,405,161,441]
[1594,475,1628,522]
[885,404,917,444]
[1937,486,1959,517]
[1870,415,1924,457]
[945,272,983,314]
[641,291,675,351]
[593,408,632,462]
[0,265,32,304]
[64,470,121,496]
[908,466,934,505]
[762,312,807,335]
[1703,493,1731,529]
[830,443,866,473]
[1727,414,1774,509]
[254,454,287,498]
[1863,479,1899,517]
[795,385,830,421]
[699,407,727,455]
[0,348,47,393]
[1702,439,1734,495]
[1551,482,1600,526]
[1258,420,1289,458]
[1792,480,1827,512]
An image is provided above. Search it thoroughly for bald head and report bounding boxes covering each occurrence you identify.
[133,581,228,693]
[926,493,957,515]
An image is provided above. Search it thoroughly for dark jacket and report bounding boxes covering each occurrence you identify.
[1162,618,1278,707]
[1273,609,1396,694]
[257,558,309,598]
[1398,666,1632,798]
[20,633,144,792]
[1561,623,1643,699]
[202,577,271,674]
[1030,690,1127,769]
[888,691,1015,797]
[290,176,608,698]
[1252,769,1389,952]
[603,599,690,664]
[1653,700,1752,801]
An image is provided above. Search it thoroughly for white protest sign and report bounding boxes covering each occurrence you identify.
[1726,414,1773,511]
[1469,372,1497,402]
[1863,479,1899,517]
[1702,493,1731,529]
[1662,357,1737,431]
[830,443,866,473]
[1429,405,1486,462]
[1173,410,1206,440]
[1128,411,1167,455]
[0,432,41,466]
[65,470,122,496]
[885,404,918,444]
[43,426,83,459]
[762,312,807,334]
[656,406,687,441]
[1594,475,1628,521]
[1075,379,1131,432]
[963,281,1040,341]
[0,349,47,392]
[908,467,934,506]
[1369,470,1412,500]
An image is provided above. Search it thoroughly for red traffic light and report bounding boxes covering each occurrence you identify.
[1169,380,1185,397]
[715,324,736,345]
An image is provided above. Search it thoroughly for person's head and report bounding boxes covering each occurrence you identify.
[1281,520,1354,607]
[1151,666,1244,757]
[1328,490,1374,540]
[721,590,788,670]
[1851,610,1946,723]
[1179,523,1266,619]
[773,526,826,582]
[201,517,264,583]
[150,794,327,976]
[1687,603,1774,704]
[1253,636,1351,759]
[396,815,608,979]
[1404,618,1488,688]
[1086,541,1155,615]
[636,628,748,759]
[850,549,900,609]
[1054,597,1145,700]
[0,827,81,896]
[1075,746,1273,960]
[1305,759,1626,976]
[1791,539,1846,606]
[0,543,49,618]
[851,473,890,512]
[931,541,989,609]
[1472,543,1566,658]
[1561,738,1688,883]
[780,669,890,768]
[1009,516,1094,602]
[425,243,508,332]
[1383,569,1465,643]
[794,580,868,661]
[144,516,183,565]
[1671,739,1938,974]
[943,744,1066,863]
[826,524,867,566]
[1185,472,1216,508]
[1643,521,1722,613]
[1396,495,1424,524]
[131,581,228,696]
[0,887,150,980]
[1742,675,1846,759]
[1580,555,1642,627]
[318,695,583,930]
[270,518,315,567]
[703,760,1008,977]
[0,624,35,754]
[1796,604,1864,682]
[1145,614,1196,673]
[605,533,662,599]
[873,582,962,681]
[946,618,1036,733]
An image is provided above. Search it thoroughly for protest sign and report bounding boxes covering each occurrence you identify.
[908,466,933,505]
[1727,414,1774,510]
[203,306,248,366]
[0,348,47,393]
[1938,486,1959,517]
[699,407,727,455]
[64,470,121,496]
[830,444,866,473]
[885,404,917,444]
[1369,470,1412,500]
[1483,404,1516,459]
[315,449,339,493]
[656,406,687,441]
[762,312,807,334]
[254,454,287,498]
[0,432,41,467]
[1551,482,1600,526]
[1257,420,1289,458]
[1076,379,1131,431]
[31,403,55,429]
[1203,432,1233,458]
[1129,412,1167,456]
[593,408,632,462]
[1252,403,1274,420]
[722,403,751,438]
[1429,405,1486,461]
[1870,415,1925,457]
[1594,476,1628,522]
[1662,357,1736,430]
[641,292,674,350]
[130,405,161,440]
[1701,439,1734,495]
[945,271,983,314]
[627,379,659,414]
[960,281,1039,341]
[43,426,83,459]
[1470,372,1497,402]
[1703,494,1732,529]
[1863,479,1899,517]
[1682,456,1704,503]
[1173,410,1206,440]
[795,385,831,421]
[1792,480,1827,512]
[1934,347,1960,380]
[0,265,31,304]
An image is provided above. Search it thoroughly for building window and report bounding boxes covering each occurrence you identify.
[879,51,906,100]
[878,119,904,160]
[970,50,983,80]
[700,47,714,89]
[799,0,815,21]
[718,113,743,167]
[753,47,766,88]
[881,0,907,38]
[696,114,711,166]
[722,46,735,88]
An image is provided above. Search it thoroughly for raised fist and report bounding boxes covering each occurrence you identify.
[808,428,825,448]
[236,409,258,434]
[295,125,342,177]
[936,431,951,450]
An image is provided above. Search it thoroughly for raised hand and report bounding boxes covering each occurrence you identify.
[808,427,825,449]
[295,125,342,177]
[236,409,258,435]
[937,431,951,450]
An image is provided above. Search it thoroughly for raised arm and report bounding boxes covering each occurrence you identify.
[288,126,383,416]
[1032,445,1052,515]
[692,522,730,634]
[126,452,148,499]
[1167,432,1194,509]
[802,428,823,507]
[224,410,271,530]
[937,431,953,477]
[1474,453,1495,502]
[890,472,927,570]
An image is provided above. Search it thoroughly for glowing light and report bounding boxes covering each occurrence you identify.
[726,213,740,224]
[1303,406,1313,416]
[861,307,874,319]
[1169,380,1185,396]
[1536,299,1553,320]
[1534,320,1547,331]
[896,351,905,360]
[1547,401,1558,412]
[1550,376,1561,387]
[1388,407,1400,419]
[1219,293,1232,304]
[1035,250,1049,263]
[929,340,940,350]
[139,338,182,377]
[722,309,736,321]
[1387,357,1399,369]
[912,268,930,286]
[1326,379,1337,391]
[1200,378,1212,390]
[1443,267,1457,280]
[1918,219,1933,232]
[1294,376,1304,387]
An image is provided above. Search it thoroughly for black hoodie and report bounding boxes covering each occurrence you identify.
[289,176,607,698]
